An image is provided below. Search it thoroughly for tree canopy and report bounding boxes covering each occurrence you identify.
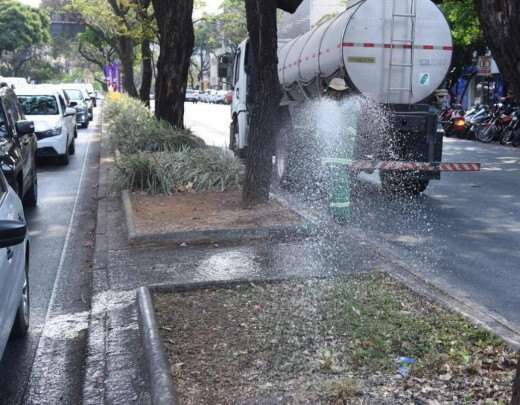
[0,0,50,56]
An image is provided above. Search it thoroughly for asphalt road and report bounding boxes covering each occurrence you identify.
[185,102,520,332]
[0,114,100,404]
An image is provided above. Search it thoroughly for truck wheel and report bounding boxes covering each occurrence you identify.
[230,119,248,160]
[380,172,429,195]
[229,119,237,153]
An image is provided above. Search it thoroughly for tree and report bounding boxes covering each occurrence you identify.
[151,0,194,128]
[215,0,248,53]
[439,0,485,84]
[0,0,51,75]
[70,0,155,101]
[513,356,520,405]
[242,0,282,206]
[193,16,219,89]
[473,0,520,99]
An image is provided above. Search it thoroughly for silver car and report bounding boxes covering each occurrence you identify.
[0,171,30,359]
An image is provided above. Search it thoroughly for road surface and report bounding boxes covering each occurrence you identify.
[0,114,99,404]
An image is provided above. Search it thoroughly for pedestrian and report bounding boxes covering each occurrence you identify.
[318,77,358,223]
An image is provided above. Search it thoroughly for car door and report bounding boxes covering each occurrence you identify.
[0,177,17,353]
[58,95,73,143]
[5,95,31,191]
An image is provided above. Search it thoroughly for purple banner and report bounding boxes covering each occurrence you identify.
[104,63,121,92]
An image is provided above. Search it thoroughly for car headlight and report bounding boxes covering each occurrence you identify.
[38,127,62,138]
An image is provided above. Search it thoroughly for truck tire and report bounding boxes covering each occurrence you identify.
[380,172,429,195]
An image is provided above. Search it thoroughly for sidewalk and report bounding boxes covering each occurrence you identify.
[82,116,389,404]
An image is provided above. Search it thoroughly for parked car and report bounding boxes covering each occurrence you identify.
[0,85,38,207]
[185,90,199,103]
[0,169,30,360]
[17,86,76,165]
[84,83,98,107]
[63,84,93,121]
[62,88,90,129]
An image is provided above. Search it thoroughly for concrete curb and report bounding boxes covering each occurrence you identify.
[136,287,177,405]
[120,187,316,247]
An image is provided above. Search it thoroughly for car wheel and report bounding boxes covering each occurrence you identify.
[23,168,38,208]
[10,262,30,339]
[82,121,89,129]
[60,137,70,165]
[69,136,76,155]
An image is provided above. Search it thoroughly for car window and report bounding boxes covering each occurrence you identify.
[18,95,60,116]
[0,106,8,137]
[234,48,241,85]
[58,95,67,114]
[64,89,84,101]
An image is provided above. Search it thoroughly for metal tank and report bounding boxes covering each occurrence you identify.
[278,0,453,105]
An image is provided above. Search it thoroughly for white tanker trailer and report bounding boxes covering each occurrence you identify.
[227,0,475,193]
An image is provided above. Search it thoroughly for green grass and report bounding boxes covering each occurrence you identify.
[319,273,505,373]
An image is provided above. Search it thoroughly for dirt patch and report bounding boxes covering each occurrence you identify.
[154,273,516,405]
[130,191,302,235]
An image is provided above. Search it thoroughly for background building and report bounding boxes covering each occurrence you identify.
[279,0,346,41]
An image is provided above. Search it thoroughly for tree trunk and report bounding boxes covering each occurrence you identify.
[474,0,520,99]
[242,0,283,206]
[118,36,138,97]
[512,353,520,405]
[140,38,153,107]
[151,0,194,128]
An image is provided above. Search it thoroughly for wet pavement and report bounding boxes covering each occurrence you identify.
[0,111,100,404]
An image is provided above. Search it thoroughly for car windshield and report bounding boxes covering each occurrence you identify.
[64,89,84,101]
[17,95,59,115]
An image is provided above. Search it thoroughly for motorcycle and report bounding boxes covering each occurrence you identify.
[501,109,520,147]
[465,104,491,139]
[475,103,513,143]
[439,105,466,138]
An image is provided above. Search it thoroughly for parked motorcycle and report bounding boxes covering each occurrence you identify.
[501,109,520,146]
[440,106,466,138]
[475,103,513,143]
[465,104,491,140]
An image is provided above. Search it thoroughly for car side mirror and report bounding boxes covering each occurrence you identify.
[0,220,27,248]
[15,120,34,135]
[69,101,78,107]
[65,107,76,117]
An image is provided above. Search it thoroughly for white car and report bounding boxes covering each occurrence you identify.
[16,87,76,165]
[0,170,30,359]
[63,84,93,121]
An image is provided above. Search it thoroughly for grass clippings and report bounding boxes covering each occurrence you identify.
[154,273,516,404]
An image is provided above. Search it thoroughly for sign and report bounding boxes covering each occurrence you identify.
[419,72,430,86]
[477,56,492,77]
[104,63,121,92]
[347,56,376,64]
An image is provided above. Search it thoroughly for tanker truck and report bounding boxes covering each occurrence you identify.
[228,0,457,193]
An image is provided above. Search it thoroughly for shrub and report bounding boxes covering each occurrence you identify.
[115,147,243,194]
[104,92,205,154]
